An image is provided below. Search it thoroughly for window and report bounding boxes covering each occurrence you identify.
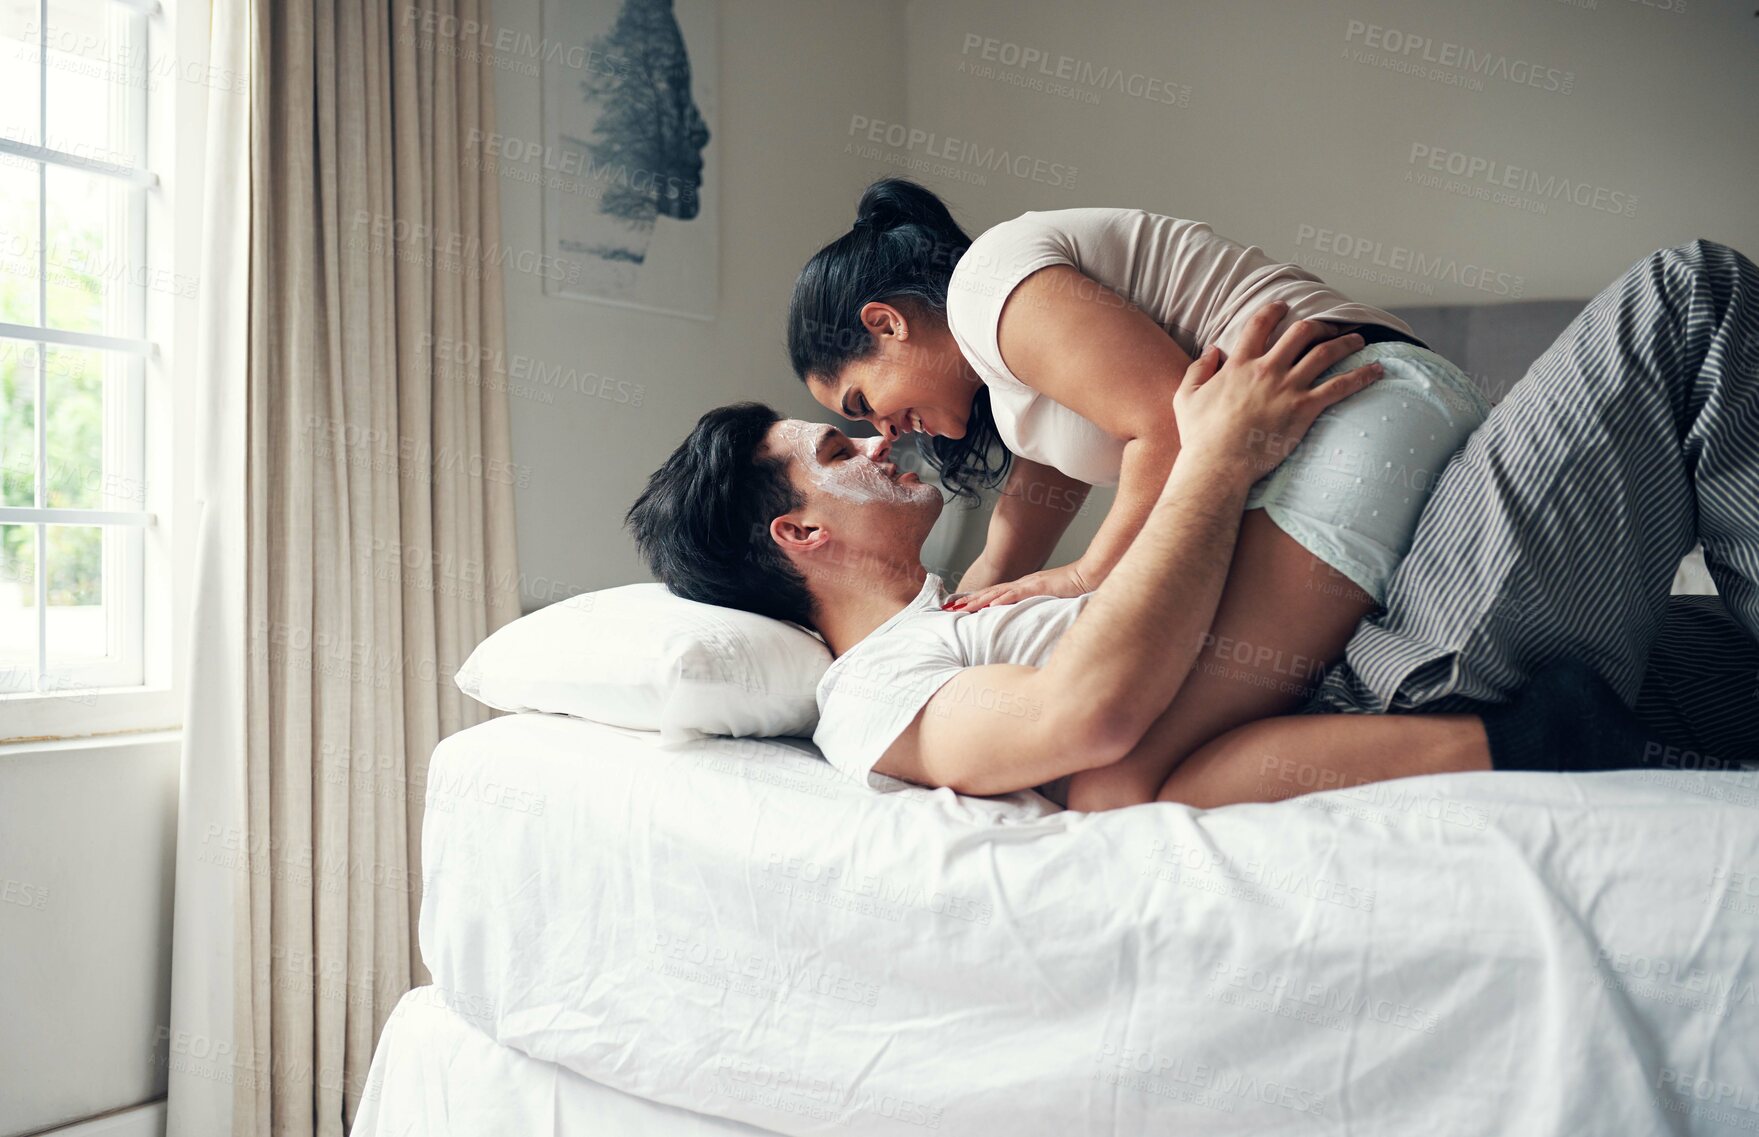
[1,0,172,731]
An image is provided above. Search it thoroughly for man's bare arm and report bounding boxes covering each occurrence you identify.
[874,305,1384,795]
[877,448,1256,795]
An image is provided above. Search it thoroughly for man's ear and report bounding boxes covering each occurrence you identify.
[769,514,830,557]
[858,300,907,343]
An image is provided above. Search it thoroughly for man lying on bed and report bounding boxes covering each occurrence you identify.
[628,245,1759,809]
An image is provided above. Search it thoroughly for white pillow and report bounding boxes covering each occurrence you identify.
[455,583,831,741]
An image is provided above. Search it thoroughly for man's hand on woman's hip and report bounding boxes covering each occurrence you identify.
[1172,301,1384,485]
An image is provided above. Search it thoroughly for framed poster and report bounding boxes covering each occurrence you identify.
[541,0,718,320]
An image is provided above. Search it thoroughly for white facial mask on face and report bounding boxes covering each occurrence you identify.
[775,421,933,505]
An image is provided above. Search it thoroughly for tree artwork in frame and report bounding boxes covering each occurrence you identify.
[542,0,718,320]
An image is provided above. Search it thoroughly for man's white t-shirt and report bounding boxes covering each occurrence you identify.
[812,574,1090,788]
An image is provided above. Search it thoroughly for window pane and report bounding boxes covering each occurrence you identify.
[0,522,36,692]
[44,523,105,666]
[0,0,42,149]
[43,1,142,168]
[0,338,37,507]
[43,345,122,510]
[0,158,41,326]
[45,164,137,337]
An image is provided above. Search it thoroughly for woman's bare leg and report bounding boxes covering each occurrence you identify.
[1155,713,1490,809]
[1064,510,1375,811]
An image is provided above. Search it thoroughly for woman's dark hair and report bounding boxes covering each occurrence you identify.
[625,402,815,627]
[787,178,1010,501]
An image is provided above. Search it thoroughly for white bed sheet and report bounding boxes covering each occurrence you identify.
[420,712,1759,1136]
[350,986,777,1137]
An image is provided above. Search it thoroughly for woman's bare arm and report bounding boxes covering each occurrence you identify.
[956,457,1091,593]
[953,266,1187,608]
[956,265,1365,611]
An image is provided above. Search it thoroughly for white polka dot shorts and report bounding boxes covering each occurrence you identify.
[1244,340,1492,605]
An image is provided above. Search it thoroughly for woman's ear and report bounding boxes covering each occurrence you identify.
[858,300,907,342]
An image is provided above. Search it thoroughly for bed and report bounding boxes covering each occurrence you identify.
[345,711,1759,1137]
[350,292,1754,1136]
[353,985,775,1136]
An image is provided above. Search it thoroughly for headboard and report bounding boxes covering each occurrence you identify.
[1390,299,1586,407]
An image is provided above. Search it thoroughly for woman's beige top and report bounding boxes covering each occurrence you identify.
[944,208,1419,486]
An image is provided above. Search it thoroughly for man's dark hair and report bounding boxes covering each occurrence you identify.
[626,402,816,627]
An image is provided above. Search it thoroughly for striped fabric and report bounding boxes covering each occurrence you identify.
[1632,596,1759,762]
[1308,241,1759,759]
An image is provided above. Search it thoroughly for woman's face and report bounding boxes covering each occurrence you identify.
[810,302,977,442]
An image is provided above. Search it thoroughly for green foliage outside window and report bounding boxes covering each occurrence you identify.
[1,181,107,606]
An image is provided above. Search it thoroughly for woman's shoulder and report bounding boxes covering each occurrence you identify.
[953,212,1064,291]
[954,208,1204,290]
[981,206,1203,242]
[966,206,1153,254]
[948,210,1100,327]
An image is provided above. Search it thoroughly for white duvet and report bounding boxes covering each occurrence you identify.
[419,713,1759,1136]
[353,988,775,1137]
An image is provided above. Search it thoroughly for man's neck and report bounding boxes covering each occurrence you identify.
[812,562,931,657]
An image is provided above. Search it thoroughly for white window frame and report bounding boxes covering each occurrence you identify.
[0,0,199,743]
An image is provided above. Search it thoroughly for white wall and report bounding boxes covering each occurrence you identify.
[503,0,1759,597]
[0,735,180,1137]
[895,0,1759,570]
[496,0,915,609]
[904,0,1759,302]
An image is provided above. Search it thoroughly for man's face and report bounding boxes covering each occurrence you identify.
[762,419,942,578]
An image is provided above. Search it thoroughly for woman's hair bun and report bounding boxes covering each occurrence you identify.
[788,178,999,500]
[853,178,962,237]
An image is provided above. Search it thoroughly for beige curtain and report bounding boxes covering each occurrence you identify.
[234,1,519,1133]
